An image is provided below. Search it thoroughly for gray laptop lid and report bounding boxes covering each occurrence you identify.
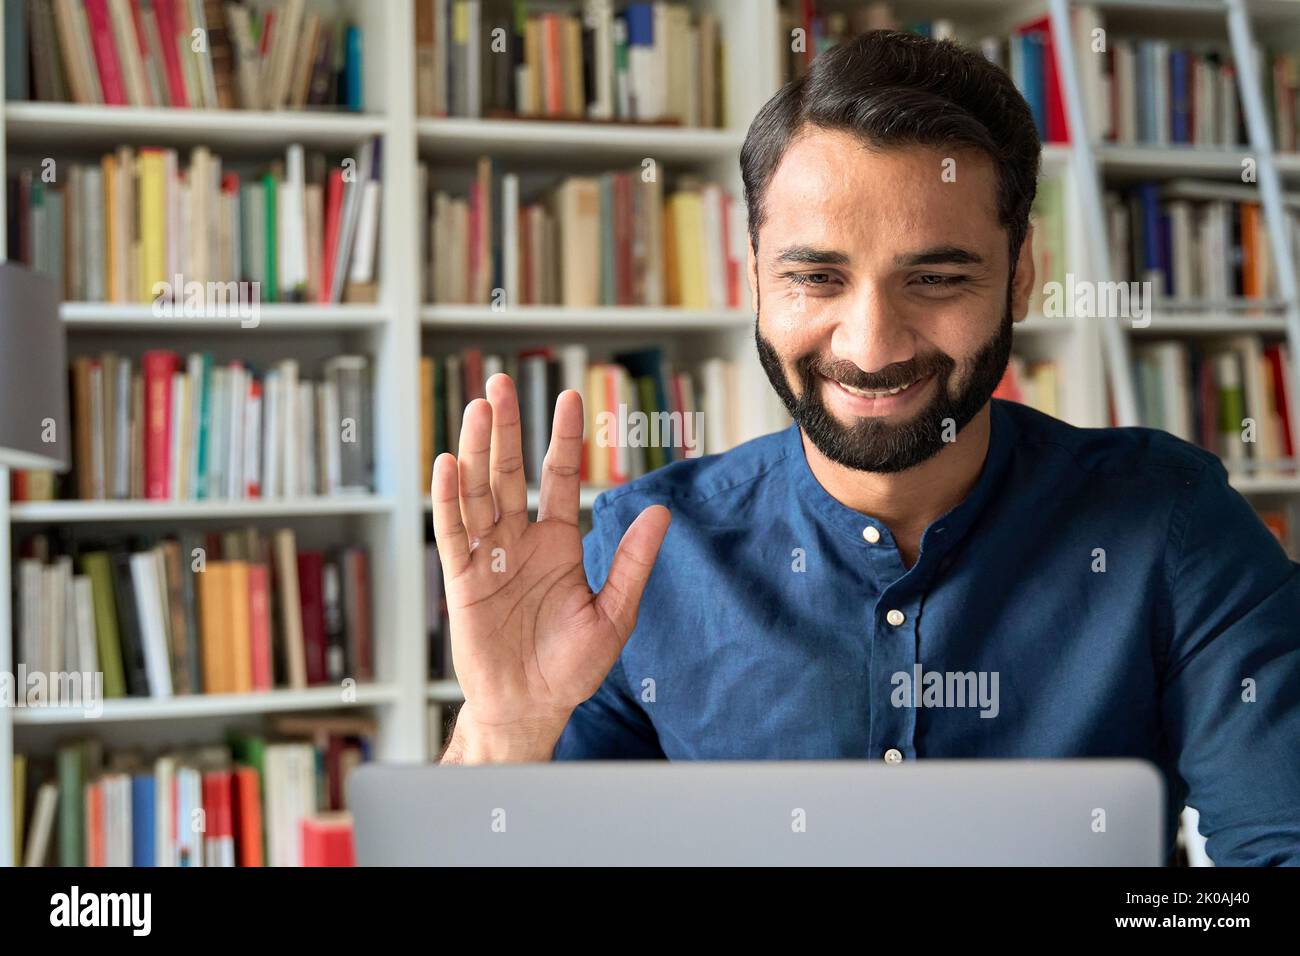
[350,759,1164,866]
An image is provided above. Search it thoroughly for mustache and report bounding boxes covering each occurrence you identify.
[803,352,954,391]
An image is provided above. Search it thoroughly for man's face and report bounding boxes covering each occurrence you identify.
[750,128,1031,473]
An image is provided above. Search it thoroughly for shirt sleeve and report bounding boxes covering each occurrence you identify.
[1162,458,1300,865]
[552,497,666,760]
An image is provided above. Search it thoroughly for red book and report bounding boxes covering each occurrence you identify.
[248,563,274,690]
[721,194,740,309]
[1265,344,1296,459]
[544,14,563,115]
[1018,16,1070,144]
[150,0,188,107]
[301,814,355,867]
[84,0,128,105]
[462,348,484,402]
[231,766,264,867]
[127,0,154,102]
[201,770,236,867]
[319,168,345,303]
[344,548,372,681]
[10,470,27,502]
[142,350,179,499]
[297,552,328,685]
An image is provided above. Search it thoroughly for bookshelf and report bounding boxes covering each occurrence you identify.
[2,0,1295,867]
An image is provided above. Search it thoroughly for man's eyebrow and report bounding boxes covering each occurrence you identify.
[895,246,985,267]
[772,246,851,266]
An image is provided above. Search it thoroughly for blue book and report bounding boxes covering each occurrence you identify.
[131,775,156,866]
[344,25,363,111]
[1136,182,1165,287]
[1022,34,1046,138]
[624,3,654,47]
[1170,50,1190,144]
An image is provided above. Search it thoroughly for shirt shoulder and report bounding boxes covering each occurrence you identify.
[994,398,1222,492]
[590,426,799,525]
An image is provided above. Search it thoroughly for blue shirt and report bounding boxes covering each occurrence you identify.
[553,398,1300,865]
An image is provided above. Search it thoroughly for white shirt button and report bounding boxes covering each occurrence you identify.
[884,748,904,765]
[862,525,881,544]
[886,609,906,627]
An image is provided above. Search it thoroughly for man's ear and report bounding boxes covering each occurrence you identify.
[1010,225,1036,323]
[747,234,759,313]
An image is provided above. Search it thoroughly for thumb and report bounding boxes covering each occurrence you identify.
[594,505,671,640]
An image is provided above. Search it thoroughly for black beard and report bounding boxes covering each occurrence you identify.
[755,306,1014,474]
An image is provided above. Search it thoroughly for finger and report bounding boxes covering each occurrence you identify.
[431,453,471,576]
[458,399,497,541]
[595,505,671,640]
[536,390,585,525]
[487,373,528,535]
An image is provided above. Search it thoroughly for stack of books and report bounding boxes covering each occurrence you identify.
[14,352,373,503]
[8,138,383,304]
[15,722,368,867]
[415,0,725,127]
[1073,8,1242,147]
[778,1,1071,143]
[420,345,738,490]
[1105,181,1275,301]
[11,0,365,111]
[14,527,374,698]
[422,158,746,309]
[1132,336,1297,476]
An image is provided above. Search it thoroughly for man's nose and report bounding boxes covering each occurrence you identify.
[829,283,915,376]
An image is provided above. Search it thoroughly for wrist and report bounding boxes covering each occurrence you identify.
[444,702,572,764]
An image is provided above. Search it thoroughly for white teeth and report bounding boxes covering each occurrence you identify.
[837,378,917,399]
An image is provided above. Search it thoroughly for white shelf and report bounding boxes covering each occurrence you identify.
[1096,144,1249,175]
[1129,316,1291,333]
[62,302,390,331]
[10,684,402,725]
[421,305,753,331]
[428,680,464,703]
[10,496,395,523]
[416,116,744,161]
[4,101,388,149]
[1229,474,1300,495]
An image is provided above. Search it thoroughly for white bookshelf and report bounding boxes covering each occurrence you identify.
[3,0,1295,867]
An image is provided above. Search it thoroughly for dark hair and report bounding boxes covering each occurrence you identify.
[741,30,1041,265]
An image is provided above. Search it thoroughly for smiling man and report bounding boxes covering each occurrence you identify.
[431,31,1300,865]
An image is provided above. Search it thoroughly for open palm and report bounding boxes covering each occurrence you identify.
[431,373,670,736]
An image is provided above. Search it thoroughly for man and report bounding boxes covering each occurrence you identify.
[430,31,1300,865]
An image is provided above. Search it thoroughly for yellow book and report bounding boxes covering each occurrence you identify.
[12,753,25,867]
[101,153,117,301]
[138,149,166,301]
[198,562,231,694]
[668,191,708,308]
[420,357,434,490]
[228,561,253,694]
[586,364,609,486]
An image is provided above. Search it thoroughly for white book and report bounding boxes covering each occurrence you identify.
[226,363,245,499]
[41,564,64,698]
[502,173,519,306]
[701,358,730,455]
[297,380,316,496]
[17,560,40,674]
[23,783,59,867]
[61,559,79,673]
[349,179,382,283]
[318,380,341,494]
[262,372,281,498]
[330,138,375,303]
[701,184,727,309]
[283,143,307,296]
[73,575,99,677]
[130,551,173,698]
[585,0,614,120]
[82,166,105,301]
[88,363,106,499]
[244,379,262,498]
[465,0,481,118]
[154,756,175,867]
[279,360,299,497]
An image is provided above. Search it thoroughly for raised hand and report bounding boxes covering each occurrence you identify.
[432,373,671,763]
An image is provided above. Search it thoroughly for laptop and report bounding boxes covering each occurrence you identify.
[349,759,1165,865]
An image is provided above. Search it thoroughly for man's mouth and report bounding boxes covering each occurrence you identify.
[829,373,929,400]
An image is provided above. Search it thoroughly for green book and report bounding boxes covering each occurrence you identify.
[262,172,278,303]
[56,744,85,867]
[638,376,665,471]
[12,753,25,867]
[80,552,127,698]
[194,353,212,499]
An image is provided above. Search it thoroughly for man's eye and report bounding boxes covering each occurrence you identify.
[790,273,832,285]
[917,274,967,286]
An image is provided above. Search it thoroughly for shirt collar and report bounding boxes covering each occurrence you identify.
[784,399,1020,561]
